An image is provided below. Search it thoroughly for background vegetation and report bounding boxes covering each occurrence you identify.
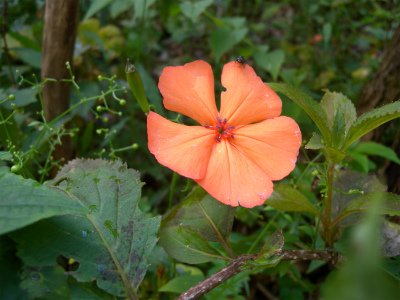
[1,0,400,299]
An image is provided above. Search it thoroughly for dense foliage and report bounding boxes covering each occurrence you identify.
[1,1,400,299]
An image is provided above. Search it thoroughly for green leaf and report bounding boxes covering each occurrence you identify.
[0,151,12,161]
[0,88,37,109]
[354,141,400,164]
[158,274,204,293]
[8,31,41,51]
[319,91,356,133]
[268,83,332,145]
[341,101,400,150]
[265,184,319,215]
[161,185,236,242]
[332,105,346,148]
[69,279,117,300]
[21,266,70,300]
[0,171,86,235]
[180,0,213,22]
[332,192,400,227]
[11,48,42,68]
[258,228,284,259]
[159,226,226,264]
[83,0,113,21]
[11,159,161,297]
[254,50,285,80]
[211,26,248,61]
[305,133,347,164]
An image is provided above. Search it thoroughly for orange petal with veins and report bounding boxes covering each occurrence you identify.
[232,116,302,180]
[220,61,282,127]
[196,140,273,208]
[159,60,219,126]
[147,112,215,179]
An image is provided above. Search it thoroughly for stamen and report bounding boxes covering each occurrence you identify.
[217,117,222,124]
[226,126,235,130]
[223,118,227,124]
[216,136,221,142]
[204,125,211,128]
[216,125,221,130]
[230,134,234,139]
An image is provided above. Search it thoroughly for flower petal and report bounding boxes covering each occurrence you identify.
[220,61,282,127]
[196,140,273,208]
[148,112,215,179]
[232,116,302,180]
[159,60,219,126]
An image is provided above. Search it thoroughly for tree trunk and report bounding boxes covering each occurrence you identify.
[357,24,400,194]
[41,0,79,176]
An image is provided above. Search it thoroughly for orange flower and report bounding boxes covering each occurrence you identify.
[147,60,301,208]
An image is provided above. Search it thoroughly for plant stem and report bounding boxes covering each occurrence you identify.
[247,211,280,254]
[168,172,178,210]
[324,163,335,248]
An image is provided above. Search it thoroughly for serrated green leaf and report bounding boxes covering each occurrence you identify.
[11,159,160,297]
[332,192,400,228]
[162,185,236,242]
[265,184,319,215]
[342,101,400,150]
[268,83,332,145]
[354,141,400,164]
[320,91,356,132]
[159,274,204,293]
[259,228,284,259]
[159,226,226,264]
[180,0,213,22]
[0,171,87,235]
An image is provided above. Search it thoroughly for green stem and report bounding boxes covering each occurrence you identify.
[168,172,178,210]
[247,211,280,254]
[324,163,335,248]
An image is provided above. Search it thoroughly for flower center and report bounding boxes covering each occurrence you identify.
[204,117,235,142]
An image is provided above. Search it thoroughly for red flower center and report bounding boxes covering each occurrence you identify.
[204,117,235,142]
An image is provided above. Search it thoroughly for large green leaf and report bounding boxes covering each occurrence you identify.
[161,185,236,242]
[159,185,235,264]
[11,159,160,298]
[211,26,248,61]
[341,101,400,150]
[0,170,86,235]
[265,184,319,215]
[159,226,227,264]
[268,83,332,145]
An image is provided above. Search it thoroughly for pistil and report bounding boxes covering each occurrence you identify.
[204,117,235,142]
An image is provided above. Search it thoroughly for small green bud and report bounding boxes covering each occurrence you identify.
[120,99,126,106]
[96,106,103,112]
[117,112,122,116]
[132,143,139,149]
[125,59,149,113]
[70,133,74,137]
[98,75,102,81]
[96,129,102,134]
[103,118,108,123]
[8,94,15,100]
[11,165,20,173]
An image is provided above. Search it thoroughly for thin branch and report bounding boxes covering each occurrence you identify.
[174,250,342,300]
